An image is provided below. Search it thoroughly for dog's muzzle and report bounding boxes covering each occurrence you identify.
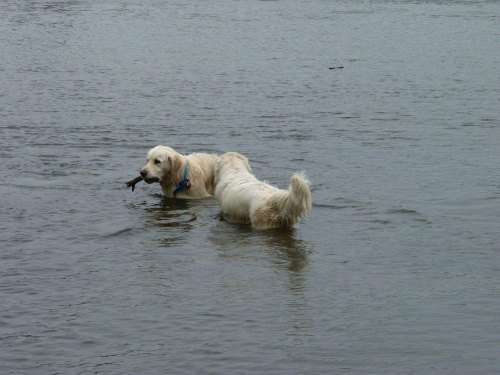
[140,170,160,184]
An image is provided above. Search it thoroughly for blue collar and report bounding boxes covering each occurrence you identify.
[173,166,190,197]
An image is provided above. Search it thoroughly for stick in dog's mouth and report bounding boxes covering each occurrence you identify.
[125,176,143,192]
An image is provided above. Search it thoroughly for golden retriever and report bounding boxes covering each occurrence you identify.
[214,152,312,230]
[140,145,218,199]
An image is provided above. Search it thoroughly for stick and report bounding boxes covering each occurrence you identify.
[125,176,143,192]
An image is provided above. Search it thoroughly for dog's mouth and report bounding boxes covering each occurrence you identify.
[144,177,160,184]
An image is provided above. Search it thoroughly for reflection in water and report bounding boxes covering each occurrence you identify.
[209,221,309,272]
[145,197,194,228]
[208,221,312,334]
[143,196,199,247]
[260,228,309,272]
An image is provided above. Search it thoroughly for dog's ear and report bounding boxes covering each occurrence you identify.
[168,154,183,175]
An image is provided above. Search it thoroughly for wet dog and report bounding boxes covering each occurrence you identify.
[214,152,312,230]
[140,146,218,199]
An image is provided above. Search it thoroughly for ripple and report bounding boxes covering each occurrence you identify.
[102,227,136,239]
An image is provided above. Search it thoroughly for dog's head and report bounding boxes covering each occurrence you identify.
[140,146,182,184]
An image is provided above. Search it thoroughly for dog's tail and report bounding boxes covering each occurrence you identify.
[289,172,312,215]
[251,172,312,230]
[276,172,312,225]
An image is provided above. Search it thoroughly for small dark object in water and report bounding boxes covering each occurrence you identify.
[126,176,143,192]
[329,66,344,70]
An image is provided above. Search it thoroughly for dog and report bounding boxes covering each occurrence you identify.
[140,146,218,199]
[214,152,312,230]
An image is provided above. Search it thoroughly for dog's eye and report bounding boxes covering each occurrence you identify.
[154,159,161,165]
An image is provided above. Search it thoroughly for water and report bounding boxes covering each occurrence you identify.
[1,1,499,374]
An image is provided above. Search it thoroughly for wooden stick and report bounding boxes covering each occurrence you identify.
[125,176,143,192]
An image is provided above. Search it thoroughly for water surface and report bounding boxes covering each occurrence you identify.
[1,1,499,374]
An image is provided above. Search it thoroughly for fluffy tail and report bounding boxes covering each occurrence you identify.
[287,172,312,218]
[271,172,312,227]
[251,172,312,229]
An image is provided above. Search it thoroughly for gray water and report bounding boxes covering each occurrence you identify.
[1,1,499,374]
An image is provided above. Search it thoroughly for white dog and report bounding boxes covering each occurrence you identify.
[140,145,218,199]
[214,152,312,230]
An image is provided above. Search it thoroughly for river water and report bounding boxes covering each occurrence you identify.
[1,1,499,374]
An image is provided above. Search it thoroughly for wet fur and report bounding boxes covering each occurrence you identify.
[214,152,312,230]
[140,145,218,199]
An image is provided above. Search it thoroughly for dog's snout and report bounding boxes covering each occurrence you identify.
[140,169,147,177]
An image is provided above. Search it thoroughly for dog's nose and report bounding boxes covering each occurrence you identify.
[140,169,147,177]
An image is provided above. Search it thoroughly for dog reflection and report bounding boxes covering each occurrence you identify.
[142,197,200,247]
[144,197,195,228]
[209,223,308,272]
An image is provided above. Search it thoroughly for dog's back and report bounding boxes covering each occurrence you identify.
[214,152,256,224]
[214,152,312,229]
